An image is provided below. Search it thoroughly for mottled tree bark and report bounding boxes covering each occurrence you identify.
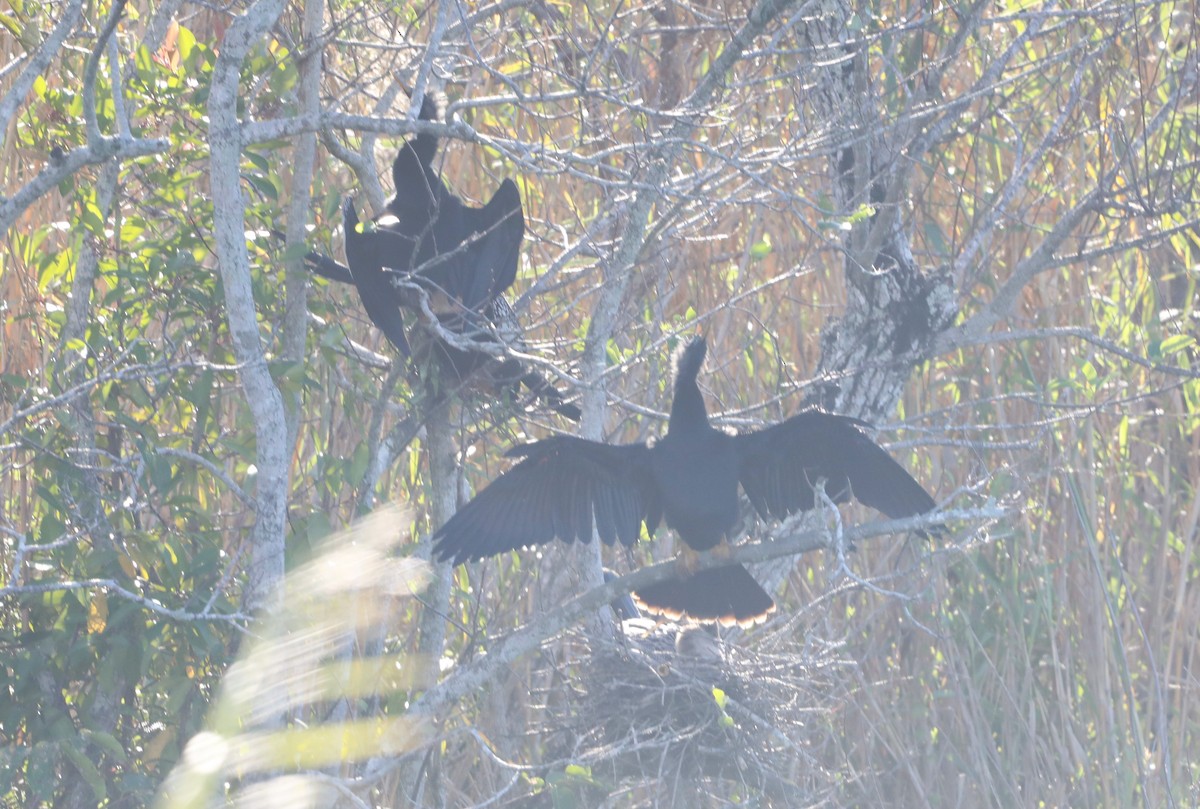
[801,0,956,417]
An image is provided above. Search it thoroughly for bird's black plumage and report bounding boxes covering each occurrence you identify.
[432,337,937,624]
[313,93,578,420]
[350,93,524,324]
[340,198,415,356]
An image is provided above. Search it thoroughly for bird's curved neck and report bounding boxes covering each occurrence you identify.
[668,372,709,433]
[409,135,438,170]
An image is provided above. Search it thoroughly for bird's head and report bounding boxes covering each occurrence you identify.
[342,196,360,233]
[417,91,442,123]
[672,336,708,384]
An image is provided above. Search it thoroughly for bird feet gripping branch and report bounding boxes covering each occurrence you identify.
[674,539,734,577]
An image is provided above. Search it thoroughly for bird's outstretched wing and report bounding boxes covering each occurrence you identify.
[733,410,935,522]
[466,178,524,304]
[417,178,524,313]
[432,437,659,565]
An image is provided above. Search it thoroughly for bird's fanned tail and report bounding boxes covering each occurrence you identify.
[634,563,774,627]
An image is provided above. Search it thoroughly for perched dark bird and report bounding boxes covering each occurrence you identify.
[432,337,937,625]
[343,92,524,343]
[311,92,578,420]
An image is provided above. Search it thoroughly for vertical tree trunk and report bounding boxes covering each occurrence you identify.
[280,0,323,446]
[207,0,291,613]
[750,2,957,599]
[55,162,130,809]
[800,0,956,414]
[397,403,456,807]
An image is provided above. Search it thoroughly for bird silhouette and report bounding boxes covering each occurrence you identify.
[432,337,937,624]
[311,93,577,420]
[343,93,523,341]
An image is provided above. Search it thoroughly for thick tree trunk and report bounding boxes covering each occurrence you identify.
[801,0,957,416]
[750,1,957,599]
[395,404,455,807]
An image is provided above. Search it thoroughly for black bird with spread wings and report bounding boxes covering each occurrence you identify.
[338,92,523,354]
[432,337,937,625]
[311,93,578,419]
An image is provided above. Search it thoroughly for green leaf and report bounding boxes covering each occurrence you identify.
[749,233,772,260]
[847,203,876,224]
[177,24,197,62]
[61,742,108,802]
[243,171,278,202]
[80,200,106,236]
[1160,334,1194,356]
[0,13,22,41]
[80,729,129,763]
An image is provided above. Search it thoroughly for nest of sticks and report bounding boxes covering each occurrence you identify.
[529,620,852,806]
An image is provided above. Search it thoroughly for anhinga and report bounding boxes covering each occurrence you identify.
[432,337,936,624]
[310,92,578,420]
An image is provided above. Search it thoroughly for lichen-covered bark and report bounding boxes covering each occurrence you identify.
[801,0,957,419]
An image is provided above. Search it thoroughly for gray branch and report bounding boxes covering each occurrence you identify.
[385,504,999,766]
[206,0,291,612]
